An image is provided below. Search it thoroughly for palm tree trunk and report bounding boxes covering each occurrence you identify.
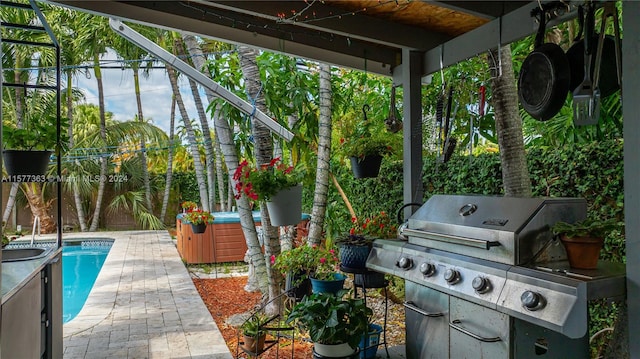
[214,130,227,211]
[178,35,217,212]
[22,183,56,233]
[67,69,88,231]
[133,67,153,212]
[2,184,20,225]
[166,65,210,212]
[488,45,532,197]
[238,45,281,307]
[160,97,177,222]
[307,63,332,245]
[89,53,107,231]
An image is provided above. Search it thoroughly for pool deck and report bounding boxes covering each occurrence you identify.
[61,231,232,359]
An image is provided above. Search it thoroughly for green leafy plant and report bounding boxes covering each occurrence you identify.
[3,116,69,151]
[241,312,269,337]
[552,218,619,238]
[183,209,215,225]
[272,244,340,282]
[233,157,305,201]
[286,290,372,348]
[339,105,394,158]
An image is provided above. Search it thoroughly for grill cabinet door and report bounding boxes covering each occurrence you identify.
[449,296,510,359]
[404,282,449,359]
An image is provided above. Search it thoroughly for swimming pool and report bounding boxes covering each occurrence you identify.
[62,240,113,323]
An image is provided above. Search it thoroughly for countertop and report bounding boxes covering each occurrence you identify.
[1,247,61,304]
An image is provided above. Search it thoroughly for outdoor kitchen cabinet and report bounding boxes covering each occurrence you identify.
[1,272,42,358]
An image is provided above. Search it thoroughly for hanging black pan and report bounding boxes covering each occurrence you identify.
[566,5,620,98]
[518,7,571,121]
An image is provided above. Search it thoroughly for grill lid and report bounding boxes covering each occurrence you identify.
[405,195,587,265]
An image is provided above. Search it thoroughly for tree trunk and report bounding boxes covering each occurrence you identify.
[160,97,177,222]
[67,69,88,231]
[238,45,280,306]
[488,45,532,198]
[2,184,19,226]
[21,183,56,234]
[133,67,153,212]
[89,52,107,232]
[166,64,210,212]
[307,63,333,245]
[179,35,217,212]
[214,130,227,211]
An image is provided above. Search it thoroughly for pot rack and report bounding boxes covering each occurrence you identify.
[0,0,63,248]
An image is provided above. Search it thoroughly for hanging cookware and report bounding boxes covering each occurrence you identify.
[566,3,620,98]
[518,7,571,121]
[572,2,599,125]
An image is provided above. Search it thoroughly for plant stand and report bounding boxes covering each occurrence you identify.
[340,266,390,359]
[235,291,295,358]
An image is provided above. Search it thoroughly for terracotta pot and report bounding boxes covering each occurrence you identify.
[560,234,604,269]
[242,334,266,354]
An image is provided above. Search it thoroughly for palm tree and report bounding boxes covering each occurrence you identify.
[112,24,156,213]
[73,13,112,231]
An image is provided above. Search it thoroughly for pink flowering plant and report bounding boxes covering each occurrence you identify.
[233,157,305,202]
[337,211,398,246]
[272,243,340,282]
[183,209,215,225]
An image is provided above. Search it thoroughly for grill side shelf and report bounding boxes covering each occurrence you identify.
[402,228,501,250]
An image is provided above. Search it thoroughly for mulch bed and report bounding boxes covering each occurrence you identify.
[193,276,405,359]
[193,277,314,358]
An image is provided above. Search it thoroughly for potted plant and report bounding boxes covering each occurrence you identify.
[552,217,618,269]
[183,209,215,234]
[240,312,269,354]
[3,115,69,177]
[340,105,394,178]
[337,211,398,270]
[233,157,306,226]
[286,290,372,358]
[273,243,344,296]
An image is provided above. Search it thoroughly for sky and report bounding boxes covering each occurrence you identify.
[74,49,200,135]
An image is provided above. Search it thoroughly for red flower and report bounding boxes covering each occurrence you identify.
[270,255,276,265]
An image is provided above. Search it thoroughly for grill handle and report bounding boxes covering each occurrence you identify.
[449,319,502,343]
[403,301,445,317]
[402,228,501,250]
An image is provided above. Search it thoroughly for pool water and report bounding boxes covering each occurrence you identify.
[63,241,112,323]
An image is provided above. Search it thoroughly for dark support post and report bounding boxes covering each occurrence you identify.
[400,49,424,218]
[623,2,640,357]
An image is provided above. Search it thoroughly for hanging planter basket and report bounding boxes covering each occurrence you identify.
[266,184,303,226]
[191,223,207,234]
[2,150,52,177]
[350,155,382,178]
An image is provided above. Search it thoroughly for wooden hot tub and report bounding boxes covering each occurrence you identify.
[176,212,309,264]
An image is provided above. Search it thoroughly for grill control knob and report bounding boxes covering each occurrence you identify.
[397,257,413,270]
[472,276,491,294]
[521,291,546,310]
[444,268,460,284]
[419,262,436,277]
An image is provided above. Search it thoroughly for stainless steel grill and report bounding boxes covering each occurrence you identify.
[366,195,626,359]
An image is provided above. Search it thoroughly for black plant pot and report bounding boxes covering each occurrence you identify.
[354,271,387,288]
[191,223,207,234]
[285,271,311,301]
[339,244,372,270]
[350,155,382,178]
[2,150,52,176]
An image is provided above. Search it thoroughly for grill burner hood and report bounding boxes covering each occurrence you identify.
[405,195,587,265]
